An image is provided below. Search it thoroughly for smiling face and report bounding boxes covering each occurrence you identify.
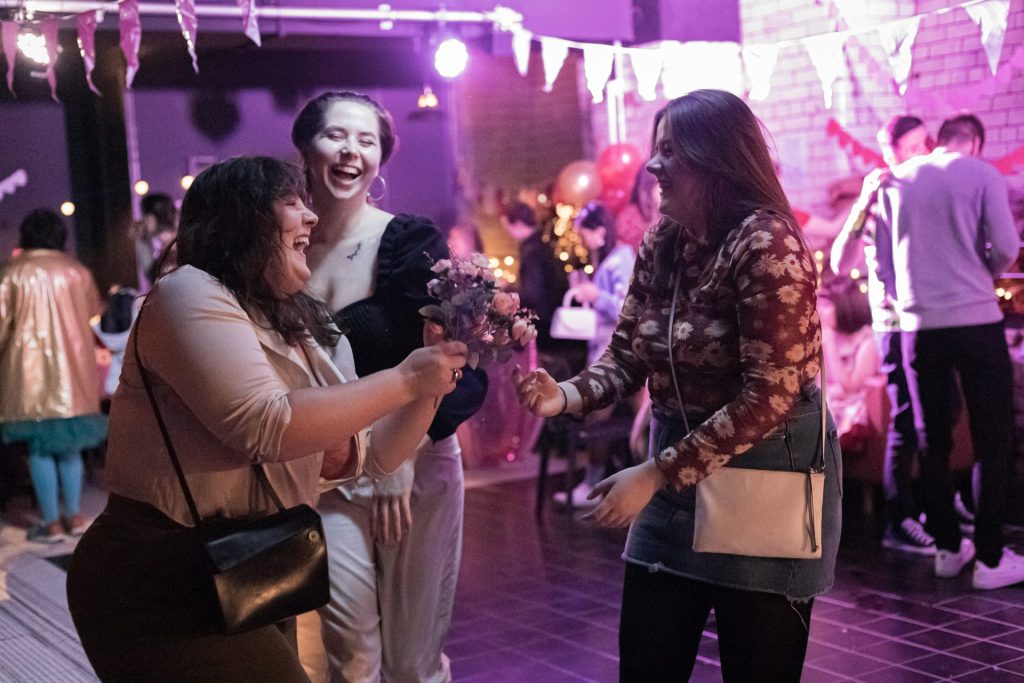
[304,101,383,205]
[265,195,317,297]
[646,117,701,225]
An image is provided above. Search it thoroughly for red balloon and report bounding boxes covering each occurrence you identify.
[553,160,601,207]
[596,143,644,192]
[600,186,629,214]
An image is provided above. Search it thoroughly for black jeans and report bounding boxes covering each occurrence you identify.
[619,563,813,682]
[902,322,1013,566]
[67,495,309,682]
[876,331,921,524]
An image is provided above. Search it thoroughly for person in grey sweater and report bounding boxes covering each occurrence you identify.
[873,113,1024,590]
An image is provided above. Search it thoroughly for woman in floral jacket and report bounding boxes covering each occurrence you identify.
[515,90,841,682]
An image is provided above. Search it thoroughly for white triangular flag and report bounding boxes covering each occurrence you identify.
[582,44,614,103]
[966,0,1010,75]
[629,47,662,101]
[660,41,743,98]
[877,16,921,95]
[804,32,849,109]
[238,0,261,47]
[540,37,569,92]
[742,43,779,101]
[512,27,531,77]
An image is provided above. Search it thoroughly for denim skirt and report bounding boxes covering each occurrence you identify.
[624,387,843,601]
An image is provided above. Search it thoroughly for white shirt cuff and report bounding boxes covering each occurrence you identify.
[558,381,584,416]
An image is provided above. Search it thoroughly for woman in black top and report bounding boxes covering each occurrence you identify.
[293,91,487,683]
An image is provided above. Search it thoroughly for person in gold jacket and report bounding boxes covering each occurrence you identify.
[0,209,106,543]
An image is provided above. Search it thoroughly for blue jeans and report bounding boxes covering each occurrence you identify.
[28,449,83,524]
[876,331,922,524]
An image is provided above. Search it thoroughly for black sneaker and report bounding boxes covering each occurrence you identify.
[883,517,936,556]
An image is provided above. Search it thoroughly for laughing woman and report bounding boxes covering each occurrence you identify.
[292,92,487,683]
[515,90,841,682]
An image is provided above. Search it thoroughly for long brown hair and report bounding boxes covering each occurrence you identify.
[651,90,796,277]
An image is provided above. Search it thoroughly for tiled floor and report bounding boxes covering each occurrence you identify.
[2,474,1024,681]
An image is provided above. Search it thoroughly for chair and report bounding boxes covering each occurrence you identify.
[535,404,635,520]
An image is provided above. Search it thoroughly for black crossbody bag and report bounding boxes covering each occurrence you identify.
[132,303,330,634]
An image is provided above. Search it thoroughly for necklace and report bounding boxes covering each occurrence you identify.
[345,241,362,261]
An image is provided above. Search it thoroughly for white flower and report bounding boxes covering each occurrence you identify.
[431,259,452,273]
[470,252,491,269]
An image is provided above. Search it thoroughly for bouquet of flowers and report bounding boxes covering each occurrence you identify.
[419,252,538,369]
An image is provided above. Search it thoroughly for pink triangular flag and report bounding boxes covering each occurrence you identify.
[120,0,142,89]
[41,19,59,102]
[175,0,199,73]
[77,12,102,95]
[238,0,261,47]
[2,21,17,96]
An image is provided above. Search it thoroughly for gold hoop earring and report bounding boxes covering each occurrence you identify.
[367,175,386,202]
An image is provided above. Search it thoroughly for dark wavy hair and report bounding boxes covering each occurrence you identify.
[173,156,340,348]
[651,90,798,279]
[20,208,68,250]
[577,201,617,262]
[291,91,398,165]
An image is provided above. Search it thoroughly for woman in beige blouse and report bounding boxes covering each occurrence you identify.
[66,156,466,682]
[516,91,840,682]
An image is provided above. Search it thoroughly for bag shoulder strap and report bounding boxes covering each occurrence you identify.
[132,295,289,523]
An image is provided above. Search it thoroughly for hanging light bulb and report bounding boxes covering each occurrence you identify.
[434,38,468,79]
[417,84,439,109]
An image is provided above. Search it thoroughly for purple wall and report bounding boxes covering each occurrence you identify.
[131,85,456,227]
[0,102,74,258]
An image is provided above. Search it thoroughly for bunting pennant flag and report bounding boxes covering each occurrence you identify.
[119,0,142,88]
[877,16,921,95]
[629,47,662,101]
[825,118,886,167]
[512,26,531,77]
[993,145,1024,175]
[175,0,199,73]
[41,19,59,101]
[966,0,1010,75]
[742,44,779,101]
[238,0,261,47]
[661,41,744,98]
[2,21,17,96]
[582,43,614,103]
[540,37,569,92]
[77,12,102,95]
[804,32,849,109]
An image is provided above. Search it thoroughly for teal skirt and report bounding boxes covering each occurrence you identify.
[0,415,108,454]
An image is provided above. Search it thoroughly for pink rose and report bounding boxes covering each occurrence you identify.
[511,318,530,341]
[431,259,452,273]
[492,291,517,317]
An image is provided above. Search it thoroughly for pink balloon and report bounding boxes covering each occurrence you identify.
[554,160,601,207]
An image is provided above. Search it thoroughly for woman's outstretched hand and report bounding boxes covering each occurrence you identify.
[400,342,467,399]
[512,365,565,417]
[582,460,666,528]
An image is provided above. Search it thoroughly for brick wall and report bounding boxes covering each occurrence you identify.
[589,0,1024,216]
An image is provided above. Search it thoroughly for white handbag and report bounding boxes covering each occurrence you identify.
[549,289,597,341]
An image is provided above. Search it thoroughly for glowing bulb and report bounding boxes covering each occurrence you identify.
[858,283,868,294]
[506,274,516,283]
[18,32,49,66]
[850,268,861,280]
[564,264,574,273]
[417,85,439,109]
[494,268,504,278]
[583,265,595,275]
[814,250,824,261]
[1006,291,1014,300]
[60,201,75,216]
[488,257,500,268]
[555,204,574,219]
[134,180,150,196]
[997,288,1006,297]
[559,251,569,262]
[180,175,195,190]
[503,256,514,266]
[434,38,469,79]
[537,194,548,205]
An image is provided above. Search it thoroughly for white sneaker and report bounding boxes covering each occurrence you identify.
[973,548,1024,590]
[552,483,598,508]
[935,538,975,578]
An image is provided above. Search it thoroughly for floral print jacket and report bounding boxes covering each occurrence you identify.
[566,210,822,490]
